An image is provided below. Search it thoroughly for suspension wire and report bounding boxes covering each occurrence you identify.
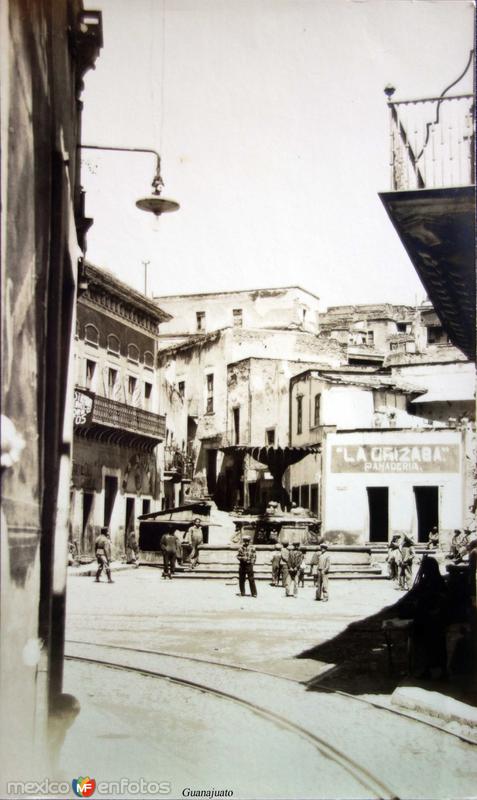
[159,0,167,152]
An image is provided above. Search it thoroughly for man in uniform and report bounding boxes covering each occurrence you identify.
[311,543,330,601]
[287,541,303,597]
[237,534,257,597]
[187,517,204,569]
[161,529,177,579]
[94,526,114,584]
[279,540,290,590]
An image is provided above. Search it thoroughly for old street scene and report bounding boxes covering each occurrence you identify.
[0,2,476,799]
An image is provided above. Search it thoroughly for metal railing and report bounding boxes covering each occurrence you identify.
[91,393,166,439]
[387,92,474,190]
[164,446,194,479]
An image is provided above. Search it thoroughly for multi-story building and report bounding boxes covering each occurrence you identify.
[389,358,475,423]
[0,0,102,783]
[288,369,475,547]
[156,288,346,510]
[376,66,476,541]
[155,286,321,344]
[72,262,170,558]
[319,300,465,362]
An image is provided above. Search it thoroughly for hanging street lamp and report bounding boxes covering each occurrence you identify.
[80,144,180,217]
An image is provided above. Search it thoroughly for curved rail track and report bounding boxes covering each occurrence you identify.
[66,644,397,800]
[66,638,477,746]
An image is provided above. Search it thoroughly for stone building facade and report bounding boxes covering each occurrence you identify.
[72,263,170,558]
[156,289,346,511]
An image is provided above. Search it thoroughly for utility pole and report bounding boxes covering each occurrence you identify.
[142,260,150,297]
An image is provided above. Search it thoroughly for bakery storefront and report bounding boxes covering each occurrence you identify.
[322,427,465,547]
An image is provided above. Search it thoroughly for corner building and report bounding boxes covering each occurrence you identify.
[72,263,170,558]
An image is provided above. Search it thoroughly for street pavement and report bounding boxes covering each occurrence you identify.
[62,568,477,799]
[66,567,401,682]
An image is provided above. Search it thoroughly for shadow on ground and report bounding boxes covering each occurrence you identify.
[296,594,477,707]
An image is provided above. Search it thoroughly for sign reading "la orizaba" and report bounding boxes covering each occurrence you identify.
[331,443,460,473]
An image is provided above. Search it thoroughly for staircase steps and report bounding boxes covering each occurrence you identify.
[146,563,386,580]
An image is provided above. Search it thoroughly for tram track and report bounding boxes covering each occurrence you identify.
[65,638,477,746]
[65,642,398,800]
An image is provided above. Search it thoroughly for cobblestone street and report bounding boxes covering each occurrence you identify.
[61,569,477,799]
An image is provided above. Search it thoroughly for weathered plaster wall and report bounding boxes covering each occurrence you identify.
[322,428,464,545]
[154,287,321,335]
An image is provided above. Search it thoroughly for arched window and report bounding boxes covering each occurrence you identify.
[127,343,140,363]
[107,334,120,355]
[144,350,154,369]
[84,324,99,346]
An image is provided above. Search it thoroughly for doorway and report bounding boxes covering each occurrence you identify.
[142,499,151,516]
[206,449,217,495]
[233,407,240,444]
[125,497,136,549]
[81,492,94,554]
[414,486,439,543]
[367,487,389,542]
[104,476,118,528]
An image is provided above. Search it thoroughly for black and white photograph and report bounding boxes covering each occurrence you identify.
[0,1,476,799]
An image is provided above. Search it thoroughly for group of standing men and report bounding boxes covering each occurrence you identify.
[387,526,477,592]
[160,517,204,579]
[238,537,331,601]
[386,534,416,590]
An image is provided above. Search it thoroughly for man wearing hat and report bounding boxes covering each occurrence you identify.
[279,540,290,590]
[399,535,415,591]
[94,526,114,584]
[287,541,304,597]
[270,543,282,586]
[310,543,330,601]
[237,534,257,597]
[187,517,204,569]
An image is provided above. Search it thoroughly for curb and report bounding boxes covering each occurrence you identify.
[391,686,477,741]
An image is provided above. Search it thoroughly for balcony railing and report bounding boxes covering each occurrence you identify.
[74,388,165,441]
[387,91,474,190]
[164,446,194,479]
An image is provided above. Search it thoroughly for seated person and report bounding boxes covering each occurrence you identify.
[400,556,448,680]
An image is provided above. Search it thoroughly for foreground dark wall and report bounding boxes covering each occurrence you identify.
[0,0,99,781]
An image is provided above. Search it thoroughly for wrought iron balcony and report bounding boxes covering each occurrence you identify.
[74,388,165,449]
[386,90,474,191]
[164,446,194,480]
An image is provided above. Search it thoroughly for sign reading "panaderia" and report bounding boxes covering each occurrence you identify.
[331,443,460,473]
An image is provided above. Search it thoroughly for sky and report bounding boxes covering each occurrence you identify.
[81,0,474,309]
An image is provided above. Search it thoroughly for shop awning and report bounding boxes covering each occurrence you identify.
[221,444,320,471]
